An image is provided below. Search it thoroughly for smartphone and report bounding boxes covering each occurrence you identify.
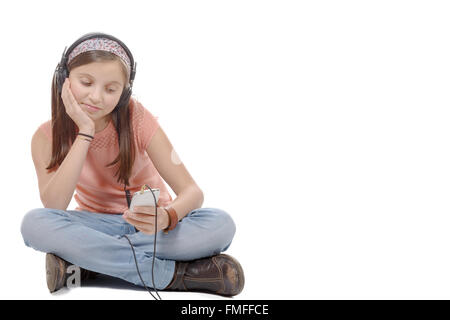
[129,188,160,212]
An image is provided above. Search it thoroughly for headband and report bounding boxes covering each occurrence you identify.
[67,37,131,69]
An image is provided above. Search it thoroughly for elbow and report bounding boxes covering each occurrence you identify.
[43,203,68,211]
[198,188,204,207]
[187,184,204,208]
[40,188,53,209]
[40,192,52,209]
[40,192,50,208]
[40,193,68,211]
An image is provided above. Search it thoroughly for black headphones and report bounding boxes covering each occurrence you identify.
[54,32,137,110]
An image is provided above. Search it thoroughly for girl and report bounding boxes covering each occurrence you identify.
[20,32,244,297]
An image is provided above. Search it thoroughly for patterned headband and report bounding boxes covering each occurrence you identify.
[67,37,131,69]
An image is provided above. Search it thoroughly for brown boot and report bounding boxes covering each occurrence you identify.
[165,254,245,297]
[45,253,97,293]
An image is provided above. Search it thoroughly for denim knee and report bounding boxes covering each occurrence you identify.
[20,207,61,248]
[197,207,236,251]
[161,207,236,260]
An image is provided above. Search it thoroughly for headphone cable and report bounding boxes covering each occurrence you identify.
[123,184,162,300]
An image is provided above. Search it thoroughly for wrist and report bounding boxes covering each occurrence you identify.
[160,207,170,230]
[78,126,95,136]
[162,206,178,234]
[76,132,94,143]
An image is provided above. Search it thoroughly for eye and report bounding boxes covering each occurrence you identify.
[82,81,116,93]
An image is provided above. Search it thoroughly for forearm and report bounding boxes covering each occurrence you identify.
[167,185,204,221]
[41,136,92,210]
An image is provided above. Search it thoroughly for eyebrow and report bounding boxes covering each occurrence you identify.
[77,73,123,86]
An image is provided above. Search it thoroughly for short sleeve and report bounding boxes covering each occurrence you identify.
[132,98,160,151]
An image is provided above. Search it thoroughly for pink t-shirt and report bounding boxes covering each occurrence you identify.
[38,97,173,213]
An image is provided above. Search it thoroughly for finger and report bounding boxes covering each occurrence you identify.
[61,78,73,99]
[61,78,66,96]
[123,214,140,225]
[65,81,78,105]
[124,216,154,234]
[127,211,155,223]
[62,78,69,94]
[61,91,70,111]
[61,79,70,107]
[133,206,157,215]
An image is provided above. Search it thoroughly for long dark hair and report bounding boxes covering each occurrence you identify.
[46,50,136,187]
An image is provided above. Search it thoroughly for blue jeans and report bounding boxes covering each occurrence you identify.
[20,207,236,290]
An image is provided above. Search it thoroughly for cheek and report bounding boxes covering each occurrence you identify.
[69,83,85,102]
[106,92,123,107]
[103,96,116,108]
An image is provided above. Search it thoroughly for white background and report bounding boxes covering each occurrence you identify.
[1,0,450,299]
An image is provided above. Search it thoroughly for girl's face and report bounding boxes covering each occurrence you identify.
[68,60,127,130]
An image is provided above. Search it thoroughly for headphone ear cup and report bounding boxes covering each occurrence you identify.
[55,63,68,95]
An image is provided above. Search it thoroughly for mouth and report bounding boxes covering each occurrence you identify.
[83,103,102,111]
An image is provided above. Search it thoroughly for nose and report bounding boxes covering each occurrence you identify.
[88,85,102,104]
